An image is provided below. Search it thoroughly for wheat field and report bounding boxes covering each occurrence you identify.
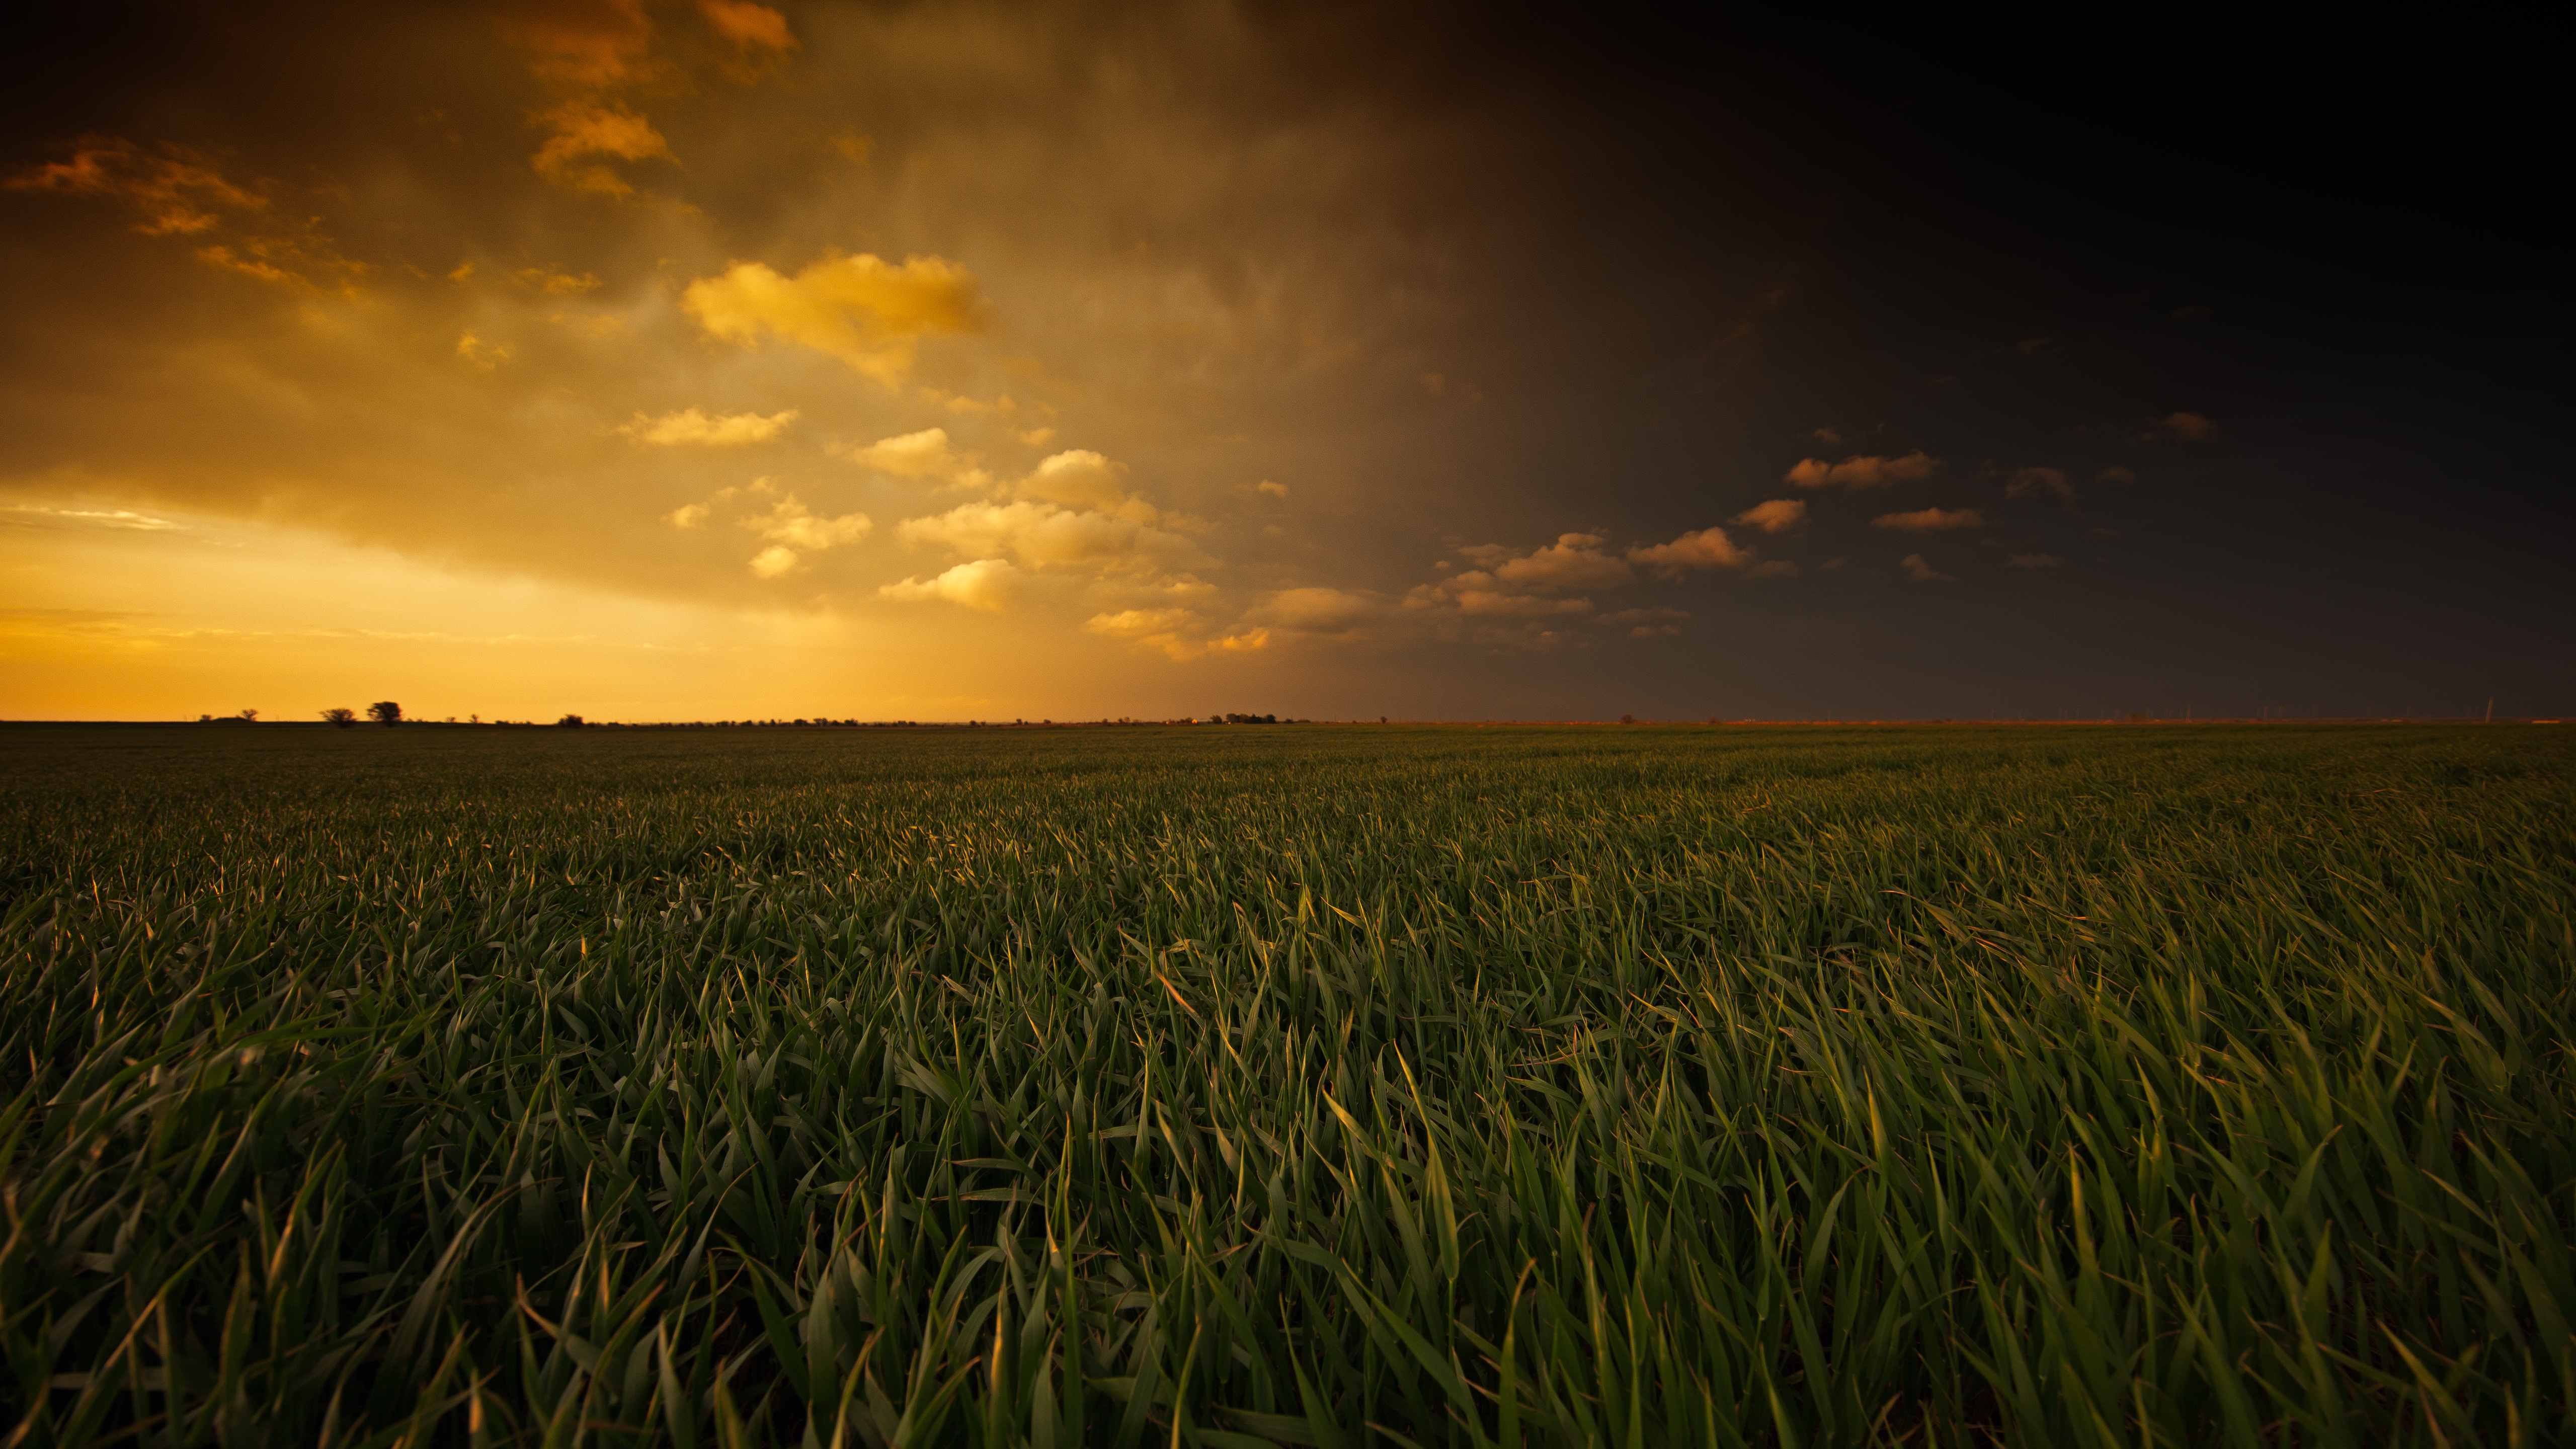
[3,722,2569,1446]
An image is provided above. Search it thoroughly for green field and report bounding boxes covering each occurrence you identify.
[3,722,2570,1447]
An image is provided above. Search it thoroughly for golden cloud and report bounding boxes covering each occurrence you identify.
[741,494,871,549]
[623,407,799,445]
[1016,450,1130,511]
[1084,608,1267,661]
[847,427,970,479]
[881,558,1021,611]
[896,499,1208,575]
[682,252,986,386]
[1785,450,1939,488]
[532,101,674,198]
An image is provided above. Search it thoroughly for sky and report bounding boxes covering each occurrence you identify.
[2,2,2564,722]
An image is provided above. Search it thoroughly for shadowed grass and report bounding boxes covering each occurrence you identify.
[2,722,2569,1445]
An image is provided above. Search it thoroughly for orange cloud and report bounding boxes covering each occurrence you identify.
[682,252,986,385]
[508,0,656,87]
[8,140,360,288]
[1900,553,1953,582]
[698,0,795,49]
[1785,450,1939,488]
[6,140,262,235]
[532,101,674,197]
[1495,533,1633,590]
[1627,526,1751,576]
[1872,507,1983,532]
[1730,498,1806,534]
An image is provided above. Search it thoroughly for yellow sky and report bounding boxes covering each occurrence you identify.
[0,1,1909,720]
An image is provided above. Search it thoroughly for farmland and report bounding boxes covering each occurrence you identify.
[2,722,2570,1446]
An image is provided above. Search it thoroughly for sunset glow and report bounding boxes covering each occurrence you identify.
[2,4,2558,720]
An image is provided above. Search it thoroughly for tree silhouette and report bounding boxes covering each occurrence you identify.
[367,701,403,726]
[556,713,585,728]
[320,708,358,727]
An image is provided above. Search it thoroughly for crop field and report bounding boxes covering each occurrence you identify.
[2,721,2571,1447]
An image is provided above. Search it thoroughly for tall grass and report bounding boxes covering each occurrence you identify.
[2,723,2569,1446]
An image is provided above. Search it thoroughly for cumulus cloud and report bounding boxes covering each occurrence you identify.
[1495,533,1634,589]
[624,407,799,446]
[456,332,511,369]
[1731,498,1807,534]
[1084,607,1267,660]
[1627,526,1751,576]
[879,557,1019,611]
[1872,507,1984,532]
[2148,411,2218,442]
[1016,449,1129,511]
[681,252,986,386]
[1900,553,1954,583]
[897,499,1207,575]
[1403,569,1590,616]
[2005,466,2074,501]
[742,494,871,548]
[665,503,708,528]
[1785,450,1939,488]
[844,426,990,488]
[531,102,674,198]
[2009,553,2066,569]
[1256,479,1289,498]
[749,544,798,578]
